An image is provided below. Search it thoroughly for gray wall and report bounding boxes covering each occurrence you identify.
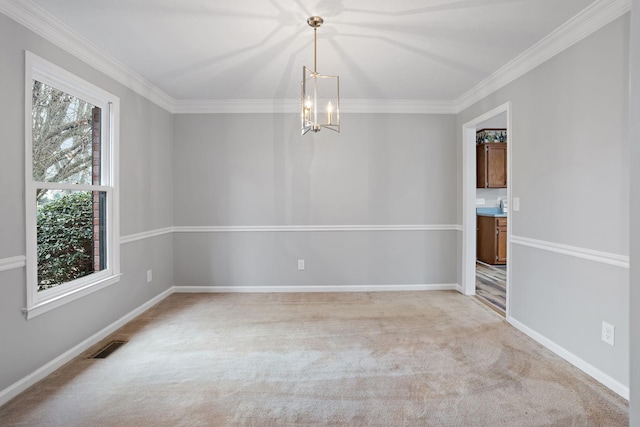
[629,0,639,421]
[173,114,458,288]
[457,15,630,388]
[0,13,174,392]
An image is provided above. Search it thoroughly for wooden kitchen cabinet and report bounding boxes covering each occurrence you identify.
[476,143,507,188]
[477,216,507,265]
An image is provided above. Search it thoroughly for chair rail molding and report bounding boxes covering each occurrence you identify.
[120,227,174,244]
[0,255,26,273]
[510,235,629,268]
[173,224,462,233]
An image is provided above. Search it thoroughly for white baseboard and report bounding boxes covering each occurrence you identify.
[0,287,174,407]
[507,315,629,400]
[174,284,458,293]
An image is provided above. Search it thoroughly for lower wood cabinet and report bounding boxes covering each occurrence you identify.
[477,216,507,265]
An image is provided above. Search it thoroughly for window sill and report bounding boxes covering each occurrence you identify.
[23,273,122,320]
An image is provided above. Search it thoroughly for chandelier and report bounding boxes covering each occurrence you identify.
[301,16,340,135]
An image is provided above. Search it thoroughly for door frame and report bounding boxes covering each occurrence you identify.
[461,102,512,316]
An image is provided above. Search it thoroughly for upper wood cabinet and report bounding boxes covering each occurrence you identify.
[477,142,507,188]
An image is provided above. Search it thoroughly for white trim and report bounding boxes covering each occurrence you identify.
[173,99,298,114]
[174,284,458,293]
[23,274,122,320]
[31,182,112,192]
[24,50,37,315]
[461,102,512,299]
[0,255,26,272]
[0,0,173,112]
[120,227,174,244]
[341,99,456,114]
[455,0,631,112]
[172,99,457,115]
[508,316,629,399]
[109,98,121,276]
[0,0,629,115]
[174,224,461,233]
[510,235,629,268]
[25,51,121,317]
[0,287,173,407]
[461,126,477,297]
[117,224,460,243]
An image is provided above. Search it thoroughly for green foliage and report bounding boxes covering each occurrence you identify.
[37,192,93,291]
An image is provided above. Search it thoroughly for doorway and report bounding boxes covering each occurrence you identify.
[461,102,511,318]
[474,113,507,314]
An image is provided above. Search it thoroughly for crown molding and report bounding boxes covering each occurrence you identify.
[342,99,457,114]
[172,98,457,114]
[0,0,174,112]
[172,99,299,114]
[0,0,630,115]
[455,0,631,113]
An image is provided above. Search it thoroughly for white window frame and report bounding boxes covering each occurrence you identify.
[24,51,120,319]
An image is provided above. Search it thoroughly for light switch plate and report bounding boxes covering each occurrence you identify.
[476,198,485,206]
[513,197,520,211]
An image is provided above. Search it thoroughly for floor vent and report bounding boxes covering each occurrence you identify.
[90,341,127,359]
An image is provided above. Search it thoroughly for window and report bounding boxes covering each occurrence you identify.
[25,52,120,319]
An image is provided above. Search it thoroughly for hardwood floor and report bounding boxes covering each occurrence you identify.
[476,261,506,315]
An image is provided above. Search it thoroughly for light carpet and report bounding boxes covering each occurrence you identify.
[0,291,628,426]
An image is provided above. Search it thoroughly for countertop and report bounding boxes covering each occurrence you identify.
[476,207,508,218]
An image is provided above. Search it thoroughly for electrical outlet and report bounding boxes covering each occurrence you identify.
[513,197,520,211]
[146,269,153,283]
[602,321,615,346]
[297,259,305,270]
[476,198,485,206]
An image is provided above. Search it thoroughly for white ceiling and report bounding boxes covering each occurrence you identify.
[27,0,596,102]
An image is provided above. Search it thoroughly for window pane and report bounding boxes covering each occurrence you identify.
[36,190,107,291]
[32,81,101,185]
